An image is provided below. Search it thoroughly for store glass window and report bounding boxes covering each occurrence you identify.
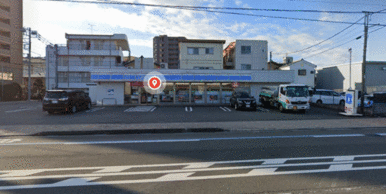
[221,83,234,104]
[176,83,190,104]
[191,83,205,104]
[160,83,174,105]
[207,83,220,104]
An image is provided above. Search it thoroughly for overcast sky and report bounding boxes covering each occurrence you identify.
[24,0,386,67]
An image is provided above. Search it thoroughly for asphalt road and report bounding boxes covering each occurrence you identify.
[2,129,386,193]
[0,101,354,126]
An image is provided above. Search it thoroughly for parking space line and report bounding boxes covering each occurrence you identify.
[5,108,36,113]
[85,107,105,113]
[219,107,231,112]
[150,107,156,112]
[185,107,193,112]
[190,107,193,112]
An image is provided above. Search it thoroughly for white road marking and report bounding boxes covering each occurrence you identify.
[185,107,188,112]
[313,134,365,138]
[185,107,193,112]
[3,154,386,190]
[333,156,356,161]
[124,106,156,112]
[5,108,36,113]
[190,107,193,112]
[85,107,105,113]
[183,163,215,169]
[0,139,22,144]
[150,107,156,112]
[219,107,229,112]
[375,133,386,136]
[223,107,232,111]
[0,134,367,146]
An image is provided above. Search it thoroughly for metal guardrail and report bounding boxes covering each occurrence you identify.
[102,98,117,106]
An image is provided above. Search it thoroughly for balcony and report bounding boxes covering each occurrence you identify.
[0,48,10,56]
[0,34,10,44]
[0,9,10,19]
[225,62,234,66]
[0,21,10,31]
[57,46,122,56]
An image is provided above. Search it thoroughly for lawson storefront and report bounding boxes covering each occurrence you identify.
[89,68,294,106]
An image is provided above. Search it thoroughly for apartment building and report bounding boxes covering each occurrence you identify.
[223,40,268,70]
[179,39,226,70]
[0,0,23,101]
[153,35,186,69]
[45,33,130,97]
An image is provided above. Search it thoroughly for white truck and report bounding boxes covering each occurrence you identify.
[259,84,312,113]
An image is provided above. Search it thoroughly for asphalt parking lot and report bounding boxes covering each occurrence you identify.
[0,101,354,126]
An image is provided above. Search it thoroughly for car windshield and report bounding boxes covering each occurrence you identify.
[286,87,309,97]
[240,93,251,98]
[45,92,67,98]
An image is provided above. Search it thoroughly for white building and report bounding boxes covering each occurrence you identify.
[179,39,225,70]
[223,40,268,70]
[46,33,130,104]
[279,58,316,87]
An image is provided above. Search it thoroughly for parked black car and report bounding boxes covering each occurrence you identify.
[230,91,258,111]
[42,90,91,114]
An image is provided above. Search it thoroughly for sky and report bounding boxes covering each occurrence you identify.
[24,0,386,67]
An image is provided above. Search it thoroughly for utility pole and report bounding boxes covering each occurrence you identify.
[360,12,370,113]
[28,28,32,101]
[348,48,352,90]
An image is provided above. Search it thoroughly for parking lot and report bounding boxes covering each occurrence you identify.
[0,101,355,126]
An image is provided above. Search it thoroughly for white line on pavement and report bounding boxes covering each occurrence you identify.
[375,133,386,136]
[2,155,386,190]
[190,107,193,112]
[0,134,367,146]
[219,107,227,112]
[224,107,232,111]
[185,107,188,112]
[150,107,156,112]
[0,139,22,144]
[5,108,36,113]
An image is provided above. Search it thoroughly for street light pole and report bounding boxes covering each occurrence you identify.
[348,48,352,90]
[28,28,32,101]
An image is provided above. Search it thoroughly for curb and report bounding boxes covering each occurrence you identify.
[30,128,227,136]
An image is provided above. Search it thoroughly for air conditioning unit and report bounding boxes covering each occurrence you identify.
[160,62,168,69]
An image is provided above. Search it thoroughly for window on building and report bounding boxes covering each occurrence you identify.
[94,57,103,66]
[188,47,199,55]
[116,56,121,64]
[81,72,91,83]
[69,72,82,83]
[81,57,91,66]
[310,70,315,74]
[241,46,251,54]
[86,41,91,50]
[205,48,214,54]
[60,57,69,66]
[58,72,68,83]
[0,72,13,81]
[241,64,252,70]
[298,69,307,76]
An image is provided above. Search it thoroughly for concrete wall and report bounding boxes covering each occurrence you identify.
[134,57,154,69]
[94,82,124,105]
[366,62,386,93]
[179,42,223,70]
[235,40,268,70]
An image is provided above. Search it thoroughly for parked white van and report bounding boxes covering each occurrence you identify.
[311,89,345,105]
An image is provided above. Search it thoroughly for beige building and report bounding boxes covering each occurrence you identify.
[179,39,225,70]
[0,0,23,100]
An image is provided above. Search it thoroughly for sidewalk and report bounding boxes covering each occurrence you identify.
[0,118,385,136]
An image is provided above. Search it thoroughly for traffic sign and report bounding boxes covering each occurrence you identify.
[346,94,353,105]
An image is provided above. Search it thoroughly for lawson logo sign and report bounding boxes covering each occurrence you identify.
[91,74,252,82]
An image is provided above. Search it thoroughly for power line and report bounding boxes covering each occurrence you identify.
[45,0,386,14]
[274,16,364,55]
[303,25,386,59]
[287,0,386,7]
[42,0,386,26]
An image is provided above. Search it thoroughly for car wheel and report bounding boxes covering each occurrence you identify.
[316,100,322,104]
[71,105,77,113]
[339,100,345,106]
[87,102,91,110]
[279,104,285,113]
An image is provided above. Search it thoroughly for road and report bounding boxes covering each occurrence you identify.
[0,101,353,126]
[2,129,386,193]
